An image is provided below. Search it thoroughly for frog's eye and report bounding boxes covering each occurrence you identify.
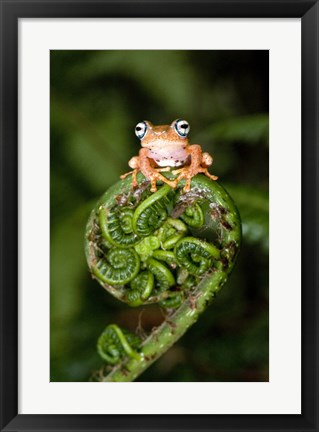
[174,119,190,137]
[135,121,148,139]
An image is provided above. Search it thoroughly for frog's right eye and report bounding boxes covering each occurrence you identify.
[135,121,148,139]
[174,119,190,137]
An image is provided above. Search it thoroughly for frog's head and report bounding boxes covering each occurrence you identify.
[135,119,190,148]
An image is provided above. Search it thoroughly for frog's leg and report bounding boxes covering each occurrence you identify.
[173,145,218,192]
[120,156,140,188]
[139,148,177,192]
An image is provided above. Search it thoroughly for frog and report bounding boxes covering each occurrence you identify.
[120,119,218,193]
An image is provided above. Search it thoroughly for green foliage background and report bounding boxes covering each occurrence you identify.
[50,50,269,382]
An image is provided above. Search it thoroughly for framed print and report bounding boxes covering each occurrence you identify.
[0,1,318,431]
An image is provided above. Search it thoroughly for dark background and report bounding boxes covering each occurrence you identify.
[50,50,269,382]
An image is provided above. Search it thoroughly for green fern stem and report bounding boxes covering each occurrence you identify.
[102,269,227,381]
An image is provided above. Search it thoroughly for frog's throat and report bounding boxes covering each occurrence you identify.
[147,145,190,168]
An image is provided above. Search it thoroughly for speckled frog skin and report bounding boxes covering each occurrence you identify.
[121,119,218,192]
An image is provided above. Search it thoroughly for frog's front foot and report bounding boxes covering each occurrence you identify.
[173,166,218,193]
[149,172,177,192]
[172,167,193,192]
[172,145,218,192]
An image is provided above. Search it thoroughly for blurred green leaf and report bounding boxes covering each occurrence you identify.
[50,204,92,325]
[225,183,269,251]
[201,114,269,145]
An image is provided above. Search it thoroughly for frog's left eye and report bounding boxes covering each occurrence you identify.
[135,121,148,139]
[174,119,190,137]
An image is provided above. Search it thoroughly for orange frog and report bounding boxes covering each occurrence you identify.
[121,119,218,193]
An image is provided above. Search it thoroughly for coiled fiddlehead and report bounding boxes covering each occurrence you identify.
[97,324,141,364]
[132,184,172,236]
[175,237,220,276]
[180,202,204,228]
[156,217,188,250]
[127,271,154,307]
[92,247,140,286]
[146,257,175,292]
[99,206,140,248]
[85,172,241,381]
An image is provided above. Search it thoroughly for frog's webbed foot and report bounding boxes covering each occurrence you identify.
[173,145,218,192]
[174,166,218,192]
[149,172,177,193]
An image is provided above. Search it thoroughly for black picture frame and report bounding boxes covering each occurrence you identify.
[1,1,318,431]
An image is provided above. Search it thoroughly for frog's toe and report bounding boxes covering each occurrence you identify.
[120,171,133,179]
[176,171,189,181]
[168,180,178,189]
[199,168,218,181]
[149,172,177,191]
[172,168,183,175]
[182,180,192,193]
[156,167,171,173]
[161,178,177,189]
